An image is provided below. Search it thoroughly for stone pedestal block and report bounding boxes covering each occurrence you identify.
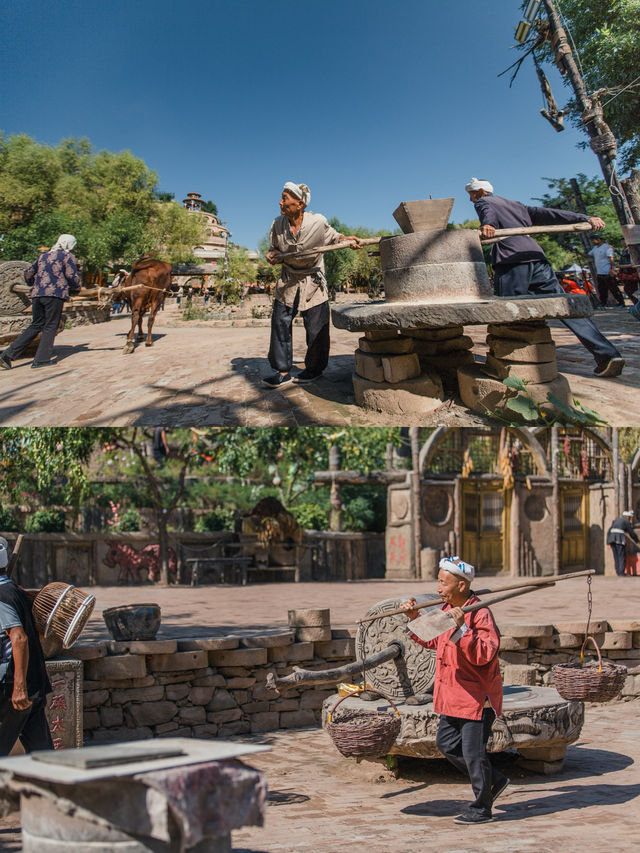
[484,354,558,383]
[358,335,414,354]
[487,321,553,343]
[353,372,444,415]
[404,325,463,341]
[382,352,421,383]
[354,349,384,382]
[458,365,572,418]
[487,335,557,363]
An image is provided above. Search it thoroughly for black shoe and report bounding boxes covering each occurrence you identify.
[31,360,55,369]
[594,357,625,377]
[262,372,291,388]
[491,777,510,804]
[293,370,322,384]
[453,811,493,825]
[0,354,11,370]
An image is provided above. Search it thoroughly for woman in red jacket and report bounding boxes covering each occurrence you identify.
[402,557,509,824]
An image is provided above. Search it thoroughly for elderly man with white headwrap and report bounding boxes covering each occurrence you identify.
[465,178,624,378]
[0,234,82,370]
[606,509,638,576]
[263,182,360,387]
[401,556,508,825]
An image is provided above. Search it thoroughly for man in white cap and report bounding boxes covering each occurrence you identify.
[606,510,638,576]
[402,556,508,824]
[465,179,625,378]
[263,183,360,387]
[0,234,82,370]
[0,539,53,755]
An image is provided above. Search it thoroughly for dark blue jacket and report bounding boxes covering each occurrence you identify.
[474,194,589,268]
[24,248,82,300]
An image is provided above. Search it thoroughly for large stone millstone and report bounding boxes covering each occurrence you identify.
[323,685,584,762]
[0,261,31,315]
[355,595,440,700]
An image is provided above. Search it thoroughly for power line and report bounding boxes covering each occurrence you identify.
[601,75,640,109]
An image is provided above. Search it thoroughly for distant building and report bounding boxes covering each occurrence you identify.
[183,191,230,264]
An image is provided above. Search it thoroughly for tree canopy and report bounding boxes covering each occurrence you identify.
[0,134,206,273]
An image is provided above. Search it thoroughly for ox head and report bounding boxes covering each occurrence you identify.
[110,269,130,291]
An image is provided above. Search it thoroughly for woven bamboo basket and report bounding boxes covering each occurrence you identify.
[552,636,627,703]
[327,689,401,758]
[32,582,96,649]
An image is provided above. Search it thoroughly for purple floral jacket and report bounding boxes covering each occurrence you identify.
[23,248,82,300]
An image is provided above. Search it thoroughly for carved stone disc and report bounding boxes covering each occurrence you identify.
[355,595,439,700]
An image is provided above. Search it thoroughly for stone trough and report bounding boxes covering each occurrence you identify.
[331,200,593,417]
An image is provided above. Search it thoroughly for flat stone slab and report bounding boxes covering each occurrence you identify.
[331,294,592,332]
[353,372,444,415]
[322,685,584,761]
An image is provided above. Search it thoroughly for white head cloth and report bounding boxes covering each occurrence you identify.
[465,177,494,194]
[0,542,8,570]
[623,510,634,517]
[439,555,475,582]
[283,182,310,207]
[51,234,77,252]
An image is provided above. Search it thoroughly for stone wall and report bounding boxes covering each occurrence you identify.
[70,616,640,745]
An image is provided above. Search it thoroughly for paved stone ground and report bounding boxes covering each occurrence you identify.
[0,303,638,426]
[1,578,639,851]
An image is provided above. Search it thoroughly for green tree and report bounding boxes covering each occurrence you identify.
[200,200,218,216]
[324,218,391,296]
[216,246,256,302]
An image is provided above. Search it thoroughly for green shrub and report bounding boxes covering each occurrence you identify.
[194,506,236,531]
[25,509,66,532]
[342,495,378,532]
[0,507,20,531]
[290,502,330,531]
[112,508,142,532]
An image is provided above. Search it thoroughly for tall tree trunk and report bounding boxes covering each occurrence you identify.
[158,510,170,585]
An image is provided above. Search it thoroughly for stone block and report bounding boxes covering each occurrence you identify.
[382,353,421,383]
[354,349,384,382]
[500,636,529,651]
[353,371,444,416]
[270,699,300,712]
[238,631,295,648]
[219,721,251,737]
[553,620,607,635]
[404,325,463,341]
[532,635,565,650]
[157,727,192,739]
[268,642,314,663]
[458,364,572,419]
[300,690,335,710]
[622,675,640,696]
[358,335,414,354]
[166,683,190,702]
[99,706,124,728]
[607,648,640,660]
[218,667,251,677]
[499,623,554,638]
[207,708,242,724]
[498,651,529,665]
[206,689,237,711]
[243,701,270,714]
[517,757,566,775]
[193,673,226,687]
[88,726,153,744]
[633,632,640,649]
[484,354,558,383]
[107,640,177,655]
[252,683,279,701]
[600,631,632,650]
[188,685,215,705]
[231,690,250,705]
[86,654,147,682]
[156,671,206,685]
[192,724,219,738]
[502,664,539,686]
[288,608,331,627]
[250,712,281,733]
[487,322,552,343]
[314,639,355,659]
[177,636,239,651]
[295,626,332,642]
[432,335,474,354]
[487,335,556,363]
[111,685,165,704]
[82,710,100,730]
[149,651,208,672]
[125,701,178,727]
[280,710,317,729]
[408,339,438,356]
[518,744,567,762]
[155,721,179,735]
[69,644,107,661]
[226,677,256,689]
[208,647,268,667]
[364,330,399,340]
[179,706,206,725]
[607,620,640,632]
[83,689,109,709]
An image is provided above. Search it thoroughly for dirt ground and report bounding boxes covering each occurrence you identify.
[1,578,639,851]
[0,303,638,426]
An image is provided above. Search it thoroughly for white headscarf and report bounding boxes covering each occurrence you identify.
[623,510,634,517]
[439,555,475,581]
[51,234,77,252]
[283,182,310,207]
[465,177,494,194]
[0,542,8,570]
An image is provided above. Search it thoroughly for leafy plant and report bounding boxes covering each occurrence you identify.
[290,502,330,531]
[194,507,236,532]
[0,507,20,531]
[24,508,66,532]
[488,376,607,426]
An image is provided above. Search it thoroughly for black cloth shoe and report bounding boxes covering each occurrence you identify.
[0,354,11,370]
[453,811,493,825]
[293,370,322,384]
[491,777,510,804]
[594,357,625,377]
[262,372,292,388]
[30,360,55,369]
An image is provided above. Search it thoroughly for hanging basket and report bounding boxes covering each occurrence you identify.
[326,689,401,758]
[552,636,627,703]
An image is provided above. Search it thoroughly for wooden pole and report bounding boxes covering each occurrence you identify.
[613,428,620,518]
[410,428,422,579]
[551,427,560,574]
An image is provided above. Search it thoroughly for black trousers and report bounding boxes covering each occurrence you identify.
[3,296,64,364]
[0,690,53,756]
[494,261,620,364]
[436,708,507,817]
[596,274,624,307]
[268,295,330,375]
[610,542,626,576]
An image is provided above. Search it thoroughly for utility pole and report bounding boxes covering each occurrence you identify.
[539,0,640,265]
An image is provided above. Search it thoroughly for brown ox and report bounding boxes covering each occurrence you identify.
[111,257,173,354]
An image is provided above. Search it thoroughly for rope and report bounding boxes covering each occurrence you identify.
[580,574,595,667]
[600,75,640,109]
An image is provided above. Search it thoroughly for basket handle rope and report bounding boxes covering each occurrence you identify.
[327,688,401,724]
[580,575,602,671]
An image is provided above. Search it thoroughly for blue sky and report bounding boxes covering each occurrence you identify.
[1,0,606,250]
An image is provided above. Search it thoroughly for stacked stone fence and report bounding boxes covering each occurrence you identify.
[68,616,640,746]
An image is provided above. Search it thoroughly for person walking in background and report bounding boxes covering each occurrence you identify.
[588,235,624,307]
[607,510,638,576]
[0,234,82,370]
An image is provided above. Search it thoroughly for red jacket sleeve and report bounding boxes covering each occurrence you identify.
[456,608,500,666]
